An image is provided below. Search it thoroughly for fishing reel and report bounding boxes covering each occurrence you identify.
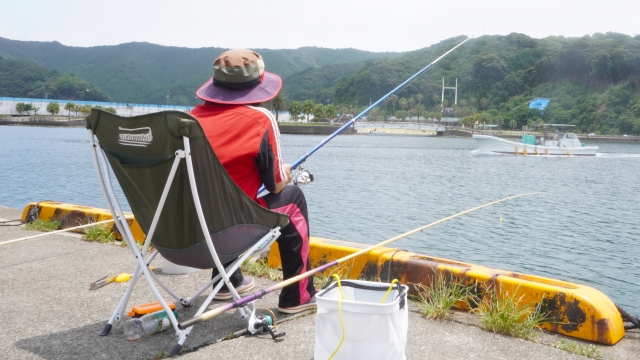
[247,308,285,340]
[293,167,314,186]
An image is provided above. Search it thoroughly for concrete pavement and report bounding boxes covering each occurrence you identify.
[1,205,638,359]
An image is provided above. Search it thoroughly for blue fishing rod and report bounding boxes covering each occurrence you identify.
[259,36,471,194]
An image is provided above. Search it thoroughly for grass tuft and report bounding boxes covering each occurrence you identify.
[550,339,603,359]
[474,286,549,340]
[313,261,356,290]
[413,271,474,320]
[152,352,168,359]
[240,258,282,282]
[24,219,61,232]
[82,224,116,243]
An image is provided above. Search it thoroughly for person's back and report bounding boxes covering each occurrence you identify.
[190,49,316,313]
[191,103,283,206]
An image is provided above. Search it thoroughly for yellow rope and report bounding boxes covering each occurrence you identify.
[380,279,399,304]
[328,274,346,360]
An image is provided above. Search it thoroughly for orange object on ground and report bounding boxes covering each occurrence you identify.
[127,302,176,318]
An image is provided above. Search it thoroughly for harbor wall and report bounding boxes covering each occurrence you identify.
[278,124,355,135]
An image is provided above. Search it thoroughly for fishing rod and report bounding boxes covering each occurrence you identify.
[179,192,539,329]
[0,218,130,247]
[259,36,472,194]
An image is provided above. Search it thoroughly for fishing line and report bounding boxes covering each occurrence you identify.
[178,191,540,329]
[0,218,130,247]
[258,36,473,194]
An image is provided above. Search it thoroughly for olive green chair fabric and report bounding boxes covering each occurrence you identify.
[86,109,289,268]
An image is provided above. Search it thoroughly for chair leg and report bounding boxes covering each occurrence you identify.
[99,261,145,335]
[99,323,113,336]
[169,335,186,357]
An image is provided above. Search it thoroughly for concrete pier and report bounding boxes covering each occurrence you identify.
[1,204,638,359]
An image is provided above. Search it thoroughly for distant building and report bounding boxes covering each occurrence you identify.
[442,107,455,117]
[0,96,192,117]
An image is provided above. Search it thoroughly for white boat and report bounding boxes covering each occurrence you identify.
[472,125,599,156]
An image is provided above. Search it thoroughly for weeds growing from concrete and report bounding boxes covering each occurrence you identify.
[550,339,603,359]
[312,261,357,290]
[413,271,474,320]
[474,287,549,340]
[152,352,168,359]
[83,224,116,243]
[24,219,61,232]
[241,258,282,282]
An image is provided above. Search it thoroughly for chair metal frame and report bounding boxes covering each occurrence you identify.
[88,129,281,356]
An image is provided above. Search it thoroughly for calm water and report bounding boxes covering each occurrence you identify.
[1,126,639,314]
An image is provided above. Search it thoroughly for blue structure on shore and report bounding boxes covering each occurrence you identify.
[529,98,550,111]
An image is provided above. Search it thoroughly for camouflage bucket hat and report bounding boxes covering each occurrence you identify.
[196,49,282,104]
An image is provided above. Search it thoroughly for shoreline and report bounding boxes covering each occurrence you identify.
[2,119,639,143]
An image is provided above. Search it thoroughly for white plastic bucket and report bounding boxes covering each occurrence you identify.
[160,258,200,275]
[314,279,409,360]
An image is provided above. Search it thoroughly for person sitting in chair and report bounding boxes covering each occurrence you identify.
[190,49,316,313]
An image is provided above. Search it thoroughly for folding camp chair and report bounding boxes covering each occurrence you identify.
[86,109,289,356]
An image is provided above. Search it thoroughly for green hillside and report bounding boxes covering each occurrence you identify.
[281,62,369,103]
[0,57,109,101]
[0,38,399,105]
[331,33,640,134]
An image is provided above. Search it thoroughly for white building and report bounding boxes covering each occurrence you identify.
[0,96,193,117]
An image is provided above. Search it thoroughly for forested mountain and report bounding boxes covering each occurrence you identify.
[282,62,369,103]
[2,33,639,134]
[0,37,399,105]
[0,57,109,101]
[331,33,640,134]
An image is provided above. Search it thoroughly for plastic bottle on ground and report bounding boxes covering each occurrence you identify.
[122,310,179,341]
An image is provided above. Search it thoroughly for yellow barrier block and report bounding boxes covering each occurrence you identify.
[22,201,146,243]
[268,237,625,345]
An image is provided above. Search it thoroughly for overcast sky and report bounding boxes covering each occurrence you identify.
[2,0,638,52]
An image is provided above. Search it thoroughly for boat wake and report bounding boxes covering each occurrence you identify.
[470,150,504,156]
[595,153,640,158]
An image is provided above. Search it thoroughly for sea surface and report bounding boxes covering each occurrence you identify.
[1,126,639,315]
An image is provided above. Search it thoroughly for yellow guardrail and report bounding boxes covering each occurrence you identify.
[21,201,146,242]
[268,237,625,345]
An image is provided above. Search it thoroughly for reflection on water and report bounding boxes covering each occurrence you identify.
[1,127,639,314]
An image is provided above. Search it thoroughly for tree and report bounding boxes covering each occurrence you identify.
[324,104,337,120]
[399,97,408,111]
[510,119,517,131]
[92,105,117,114]
[33,106,40,115]
[64,102,76,117]
[480,98,489,111]
[15,102,26,115]
[268,92,286,122]
[288,101,302,121]
[79,105,91,115]
[414,105,426,122]
[312,104,325,121]
[469,97,478,110]
[431,94,440,107]
[415,94,424,107]
[390,94,398,113]
[301,100,314,122]
[47,102,60,116]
